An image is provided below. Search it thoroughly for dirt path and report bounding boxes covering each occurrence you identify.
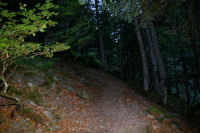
[79,68,149,133]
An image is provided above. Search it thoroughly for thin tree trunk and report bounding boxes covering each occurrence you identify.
[175,83,180,97]
[0,62,9,93]
[145,27,159,94]
[180,49,191,105]
[109,51,113,72]
[94,0,105,70]
[134,19,149,92]
[149,22,167,104]
[120,48,123,79]
[2,76,8,93]
[165,57,171,94]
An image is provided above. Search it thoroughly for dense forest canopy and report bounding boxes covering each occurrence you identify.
[1,0,200,131]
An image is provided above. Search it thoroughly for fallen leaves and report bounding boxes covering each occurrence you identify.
[0,61,197,133]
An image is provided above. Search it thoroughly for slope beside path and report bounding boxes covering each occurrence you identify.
[0,62,195,133]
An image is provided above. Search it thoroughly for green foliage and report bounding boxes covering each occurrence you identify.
[51,0,95,48]
[0,0,69,93]
[71,51,101,68]
[0,0,69,65]
[17,56,59,71]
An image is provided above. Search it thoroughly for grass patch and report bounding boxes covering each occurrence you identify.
[165,112,178,119]
[8,85,23,96]
[171,120,181,128]
[24,88,42,104]
[18,107,44,124]
[146,106,165,123]
[8,84,43,105]
[146,106,163,115]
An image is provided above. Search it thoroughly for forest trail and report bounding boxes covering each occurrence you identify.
[80,68,149,133]
[55,65,193,133]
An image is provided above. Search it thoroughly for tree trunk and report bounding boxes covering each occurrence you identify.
[134,19,149,92]
[180,49,191,105]
[175,83,180,97]
[165,57,171,94]
[2,75,8,93]
[94,0,105,70]
[145,27,160,94]
[0,62,9,93]
[187,0,200,103]
[194,0,200,42]
[149,22,167,104]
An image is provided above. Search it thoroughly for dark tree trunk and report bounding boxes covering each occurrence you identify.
[109,51,113,72]
[187,0,200,103]
[145,27,160,94]
[94,0,105,70]
[194,0,200,42]
[175,83,180,97]
[180,49,191,105]
[165,57,171,94]
[149,22,168,104]
[134,19,149,92]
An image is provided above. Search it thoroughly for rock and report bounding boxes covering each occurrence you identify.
[62,85,75,92]
[35,128,43,133]
[81,91,90,99]
[126,98,130,102]
[50,82,56,89]
[24,100,37,107]
[147,114,154,120]
[27,76,46,87]
[43,111,53,121]
[55,126,61,130]
[34,76,45,85]
[77,90,90,99]
[53,75,59,81]
[11,73,23,83]
[45,121,50,126]
[159,114,165,119]
[100,125,105,128]
[47,69,55,76]
[10,121,21,130]
[27,82,33,88]
[151,125,159,130]
[78,100,85,105]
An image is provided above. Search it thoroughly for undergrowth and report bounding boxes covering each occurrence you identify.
[17,56,59,71]
[8,85,42,104]
[17,107,44,124]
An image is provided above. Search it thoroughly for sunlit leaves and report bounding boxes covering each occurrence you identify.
[0,0,69,63]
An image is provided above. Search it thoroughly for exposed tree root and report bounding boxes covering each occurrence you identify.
[0,93,20,102]
[0,103,20,107]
